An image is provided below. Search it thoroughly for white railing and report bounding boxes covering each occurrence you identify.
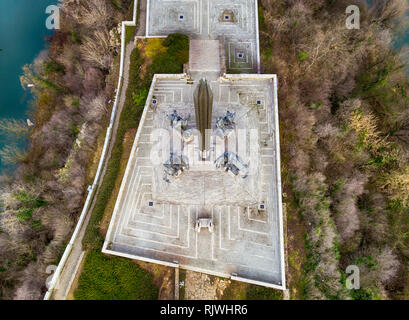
[43,1,138,300]
[255,0,261,74]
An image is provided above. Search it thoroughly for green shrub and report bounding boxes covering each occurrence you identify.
[351,287,381,300]
[16,208,33,222]
[12,190,47,208]
[12,191,47,225]
[132,88,148,106]
[125,25,136,44]
[148,33,189,75]
[43,60,65,75]
[297,51,308,61]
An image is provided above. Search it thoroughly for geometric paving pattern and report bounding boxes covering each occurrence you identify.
[103,75,285,288]
[146,0,259,72]
[103,0,285,290]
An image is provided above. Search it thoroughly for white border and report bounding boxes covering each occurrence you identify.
[273,74,286,289]
[255,0,261,73]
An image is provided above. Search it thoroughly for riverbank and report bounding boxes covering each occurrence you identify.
[0,0,137,300]
[0,0,56,173]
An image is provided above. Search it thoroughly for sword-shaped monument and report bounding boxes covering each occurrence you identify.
[194,78,213,158]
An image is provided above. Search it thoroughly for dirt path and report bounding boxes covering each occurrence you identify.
[51,39,135,300]
[184,271,230,300]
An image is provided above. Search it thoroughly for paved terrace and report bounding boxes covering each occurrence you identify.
[146,0,260,73]
[103,73,286,288]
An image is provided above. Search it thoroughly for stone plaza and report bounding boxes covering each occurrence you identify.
[146,0,260,73]
[103,0,286,289]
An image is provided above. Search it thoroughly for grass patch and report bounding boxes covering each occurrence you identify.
[74,250,158,300]
[125,25,136,44]
[145,33,189,78]
[247,285,283,300]
[221,281,283,300]
[144,38,167,59]
[221,280,247,300]
[99,128,136,235]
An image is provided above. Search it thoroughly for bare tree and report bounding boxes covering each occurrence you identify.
[370,0,409,28]
[81,0,113,30]
[0,119,30,138]
[80,30,113,70]
[0,145,26,166]
[81,93,108,123]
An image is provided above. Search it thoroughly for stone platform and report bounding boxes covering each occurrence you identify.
[103,74,286,288]
[146,0,260,72]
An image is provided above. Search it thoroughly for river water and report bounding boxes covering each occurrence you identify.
[0,0,55,172]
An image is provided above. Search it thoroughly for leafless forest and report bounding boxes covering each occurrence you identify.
[259,0,409,299]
